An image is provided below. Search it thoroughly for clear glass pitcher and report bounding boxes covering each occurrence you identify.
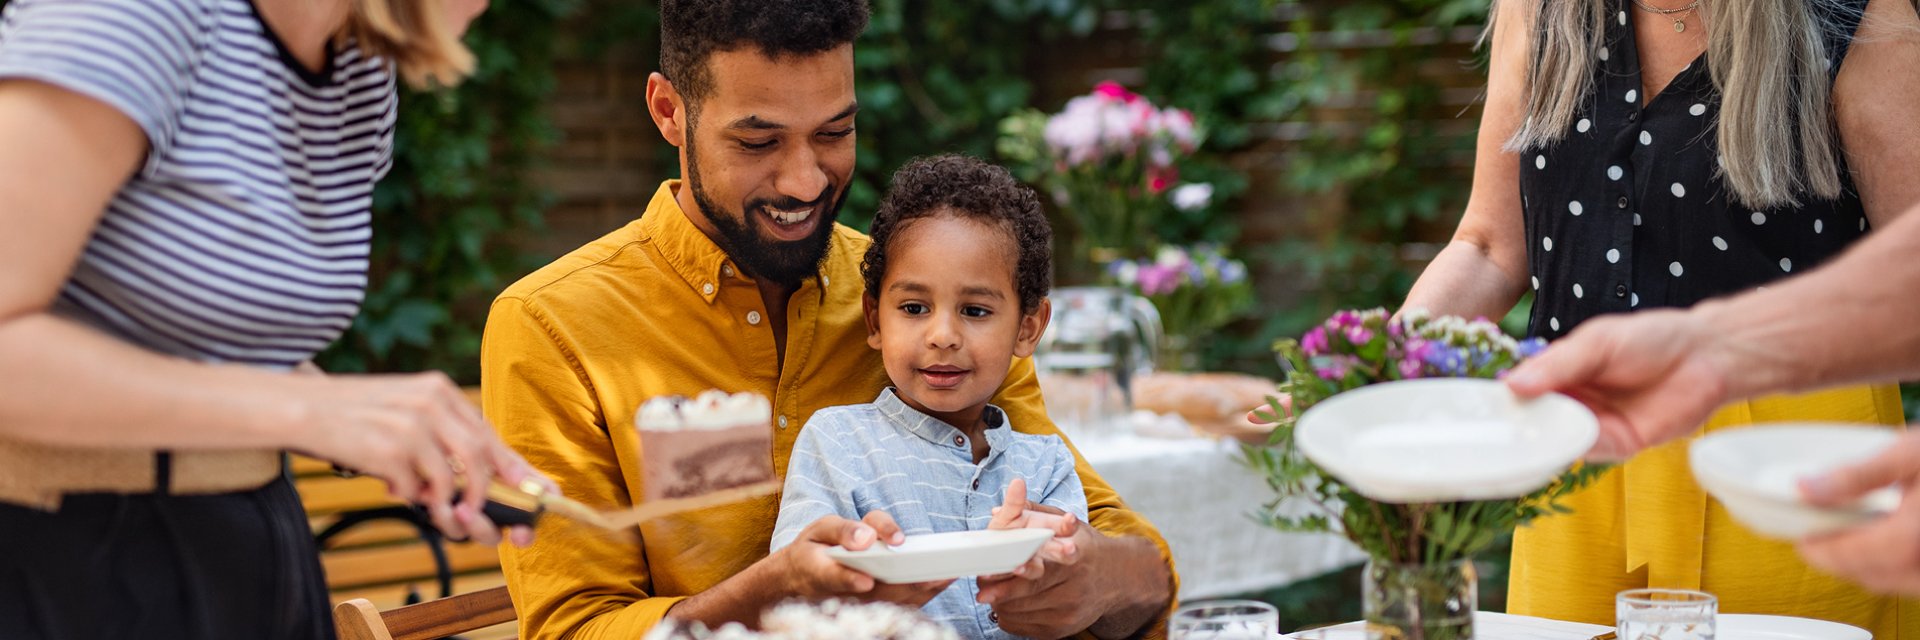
[1035,286,1162,440]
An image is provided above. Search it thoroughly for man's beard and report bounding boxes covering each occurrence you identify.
[686,135,846,288]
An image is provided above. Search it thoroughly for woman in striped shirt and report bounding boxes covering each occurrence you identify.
[0,1,547,637]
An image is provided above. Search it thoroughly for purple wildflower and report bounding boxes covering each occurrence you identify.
[1516,338,1548,359]
[1423,346,1468,376]
[1397,357,1425,379]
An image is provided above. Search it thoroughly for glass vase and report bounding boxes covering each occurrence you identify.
[1362,558,1476,640]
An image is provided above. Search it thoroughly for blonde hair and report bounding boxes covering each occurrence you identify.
[1499,0,1878,209]
[346,0,475,89]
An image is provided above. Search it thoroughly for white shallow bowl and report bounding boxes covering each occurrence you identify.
[1294,378,1598,503]
[825,529,1052,584]
[1718,614,1871,640]
[1690,423,1901,540]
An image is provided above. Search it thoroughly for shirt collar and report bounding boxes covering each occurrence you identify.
[872,387,1009,454]
[638,180,834,304]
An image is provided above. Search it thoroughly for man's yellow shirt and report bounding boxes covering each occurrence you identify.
[482,181,1176,639]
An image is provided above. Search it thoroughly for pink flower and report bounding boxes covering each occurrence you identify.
[1329,310,1360,330]
[1138,264,1181,296]
[1093,81,1138,104]
[1346,326,1373,345]
[1147,168,1176,194]
[1397,358,1425,379]
[1301,327,1329,356]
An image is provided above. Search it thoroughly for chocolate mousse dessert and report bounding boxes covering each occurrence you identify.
[635,390,775,501]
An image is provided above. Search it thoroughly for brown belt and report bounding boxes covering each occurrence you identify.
[0,437,282,511]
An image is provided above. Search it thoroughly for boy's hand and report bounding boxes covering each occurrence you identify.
[778,511,904,598]
[864,579,958,608]
[777,511,953,605]
[986,478,1080,577]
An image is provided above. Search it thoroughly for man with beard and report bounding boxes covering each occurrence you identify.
[479,1,1176,638]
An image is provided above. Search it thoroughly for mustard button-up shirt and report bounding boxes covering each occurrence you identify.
[482,181,1175,639]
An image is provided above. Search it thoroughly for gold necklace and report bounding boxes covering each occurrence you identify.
[1632,0,1702,32]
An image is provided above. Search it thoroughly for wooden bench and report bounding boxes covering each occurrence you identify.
[296,388,517,639]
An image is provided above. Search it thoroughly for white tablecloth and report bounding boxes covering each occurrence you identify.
[1076,434,1366,600]
[1287,612,1611,639]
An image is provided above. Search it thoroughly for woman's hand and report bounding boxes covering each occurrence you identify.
[289,370,552,546]
[1243,394,1294,428]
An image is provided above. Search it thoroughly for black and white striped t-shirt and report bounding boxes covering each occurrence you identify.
[0,0,396,369]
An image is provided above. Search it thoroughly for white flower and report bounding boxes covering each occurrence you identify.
[1114,260,1139,286]
[1155,108,1198,150]
[1155,245,1189,268]
[1169,183,1214,211]
[1043,97,1106,166]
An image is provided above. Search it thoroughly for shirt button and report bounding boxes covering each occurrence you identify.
[989,612,999,624]
[702,283,715,295]
[1614,284,1628,298]
[1616,196,1629,209]
[1628,112,1639,123]
[953,435,965,447]
[777,415,789,429]
[971,478,980,490]
[821,275,830,288]
[746,311,762,325]
[722,264,734,277]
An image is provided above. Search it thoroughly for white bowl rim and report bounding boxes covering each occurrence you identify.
[1689,422,1899,510]
[823,528,1052,560]
[1294,378,1598,502]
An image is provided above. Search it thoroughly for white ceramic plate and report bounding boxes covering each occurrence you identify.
[1294,378,1598,503]
[824,529,1052,584]
[1718,614,1871,640]
[1690,423,1901,539]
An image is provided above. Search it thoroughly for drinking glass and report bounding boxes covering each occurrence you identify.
[1617,589,1716,640]
[1170,600,1278,640]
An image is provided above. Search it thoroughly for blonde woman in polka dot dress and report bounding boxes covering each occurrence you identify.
[1399,0,1920,634]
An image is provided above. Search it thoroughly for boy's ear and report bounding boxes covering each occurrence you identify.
[863,294,883,351]
[1012,297,1052,358]
[646,72,688,148]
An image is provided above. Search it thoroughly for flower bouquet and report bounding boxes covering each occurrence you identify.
[1106,244,1253,370]
[997,81,1200,263]
[1246,309,1607,640]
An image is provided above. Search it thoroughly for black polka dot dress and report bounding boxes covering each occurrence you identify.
[1521,0,1871,339]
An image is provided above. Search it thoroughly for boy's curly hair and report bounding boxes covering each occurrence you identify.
[862,155,1053,314]
[659,0,870,104]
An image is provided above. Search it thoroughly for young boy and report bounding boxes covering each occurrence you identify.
[769,155,1086,640]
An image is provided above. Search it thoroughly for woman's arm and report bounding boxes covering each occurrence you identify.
[0,79,537,542]
[1834,0,1920,229]
[1400,0,1533,320]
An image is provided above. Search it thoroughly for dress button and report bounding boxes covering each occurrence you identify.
[1616,196,1629,209]
[1628,112,1639,123]
[1614,284,1628,298]
[746,311,762,325]
[953,435,965,447]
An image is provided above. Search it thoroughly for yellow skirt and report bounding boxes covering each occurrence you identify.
[1508,385,1916,638]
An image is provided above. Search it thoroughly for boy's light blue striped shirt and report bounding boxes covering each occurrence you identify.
[771,388,1089,640]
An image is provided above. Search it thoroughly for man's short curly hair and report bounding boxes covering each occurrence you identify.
[863,155,1053,314]
[659,0,870,104]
